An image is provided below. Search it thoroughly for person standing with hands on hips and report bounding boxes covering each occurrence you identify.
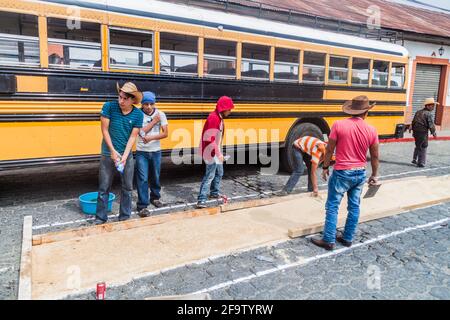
[93,82,144,225]
[311,96,380,250]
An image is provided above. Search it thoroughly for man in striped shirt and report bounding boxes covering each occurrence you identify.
[282,135,329,197]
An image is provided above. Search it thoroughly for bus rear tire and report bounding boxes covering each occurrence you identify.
[281,122,324,173]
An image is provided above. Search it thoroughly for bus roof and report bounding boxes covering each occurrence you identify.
[43,0,409,57]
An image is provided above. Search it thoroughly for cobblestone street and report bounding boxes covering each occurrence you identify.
[0,140,449,300]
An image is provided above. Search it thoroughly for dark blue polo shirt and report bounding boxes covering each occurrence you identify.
[100,101,144,156]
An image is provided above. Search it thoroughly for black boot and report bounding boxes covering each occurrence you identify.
[418,147,427,167]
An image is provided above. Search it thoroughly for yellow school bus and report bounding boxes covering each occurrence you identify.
[0,0,409,171]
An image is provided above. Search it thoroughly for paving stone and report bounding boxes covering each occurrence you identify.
[210,289,234,300]
[274,284,307,300]
[328,284,362,299]
[226,282,258,299]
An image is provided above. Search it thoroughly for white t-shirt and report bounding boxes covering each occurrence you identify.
[136,109,168,152]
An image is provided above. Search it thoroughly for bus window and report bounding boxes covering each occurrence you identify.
[47,18,101,70]
[204,38,236,78]
[391,63,405,88]
[372,60,389,87]
[352,58,370,86]
[0,11,39,67]
[109,27,153,71]
[241,43,270,80]
[328,56,349,84]
[160,32,198,75]
[274,48,299,82]
[303,51,325,83]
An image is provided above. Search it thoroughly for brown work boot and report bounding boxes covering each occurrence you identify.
[336,231,352,247]
[151,199,164,208]
[310,237,335,251]
[138,208,152,218]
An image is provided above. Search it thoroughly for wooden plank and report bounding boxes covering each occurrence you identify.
[288,197,450,238]
[18,215,32,300]
[221,192,313,212]
[32,207,220,246]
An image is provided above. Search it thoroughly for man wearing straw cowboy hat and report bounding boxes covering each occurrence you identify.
[311,96,380,250]
[92,82,144,225]
[410,97,437,168]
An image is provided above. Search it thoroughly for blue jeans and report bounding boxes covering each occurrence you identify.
[135,150,162,211]
[283,149,313,193]
[198,162,224,202]
[96,155,134,222]
[323,169,366,243]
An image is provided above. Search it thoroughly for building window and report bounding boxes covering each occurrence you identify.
[160,32,198,75]
[328,56,349,84]
[391,63,405,88]
[0,11,39,66]
[241,43,270,80]
[303,51,325,83]
[372,60,389,87]
[352,58,370,86]
[274,48,299,81]
[109,27,153,71]
[204,38,236,78]
[47,18,101,69]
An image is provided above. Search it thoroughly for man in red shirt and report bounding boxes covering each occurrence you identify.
[311,96,380,250]
[196,96,234,208]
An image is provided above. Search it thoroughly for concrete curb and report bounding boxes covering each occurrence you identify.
[380,136,450,143]
[18,216,32,300]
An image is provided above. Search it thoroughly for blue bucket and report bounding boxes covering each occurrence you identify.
[79,192,116,215]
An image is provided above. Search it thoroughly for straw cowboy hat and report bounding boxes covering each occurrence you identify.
[342,95,376,115]
[116,82,143,104]
[423,97,439,106]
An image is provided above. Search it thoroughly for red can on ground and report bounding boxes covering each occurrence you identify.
[96,282,106,300]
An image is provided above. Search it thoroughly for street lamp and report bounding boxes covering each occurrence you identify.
[439,45,444,56]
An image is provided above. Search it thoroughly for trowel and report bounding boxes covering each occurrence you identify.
[363,182,381,199]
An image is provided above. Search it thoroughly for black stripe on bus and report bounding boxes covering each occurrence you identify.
[43,0,405,57]
[0,67,409,94]
[0,94,407,106]
[0,111,404,122]
[0,69,406,105]
[0,67,407,94]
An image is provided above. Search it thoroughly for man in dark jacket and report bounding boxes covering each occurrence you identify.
[411,98,438,168]
[196,96,234,208]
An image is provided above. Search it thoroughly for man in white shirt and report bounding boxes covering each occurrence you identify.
[135,91,169,217]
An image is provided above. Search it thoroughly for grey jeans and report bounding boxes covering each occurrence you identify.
[283,148,313,193]
[413,131,429,165]
[96,155,134,222]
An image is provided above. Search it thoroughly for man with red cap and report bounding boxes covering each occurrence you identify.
[196,96,234,208]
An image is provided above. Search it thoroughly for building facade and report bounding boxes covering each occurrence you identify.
[404,41,450,129]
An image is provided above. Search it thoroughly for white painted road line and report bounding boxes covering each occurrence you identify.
[32,166,450,230]
[378,166,450,179]
[190,217,450,295]
[0,266,11,273]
